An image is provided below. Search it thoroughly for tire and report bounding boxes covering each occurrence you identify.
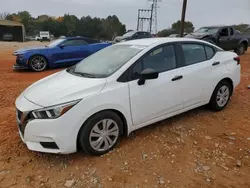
[209,80,233,111]
[78,111,123,156]
[29,55,48,72]
[235,43,246,55]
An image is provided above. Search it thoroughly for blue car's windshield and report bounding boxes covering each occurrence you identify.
[46,39,65,47]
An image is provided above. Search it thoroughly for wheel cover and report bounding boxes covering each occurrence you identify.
[30,56,46,71]
[238,46,245,55]
[89,119,119,152]
[216,85,230,107]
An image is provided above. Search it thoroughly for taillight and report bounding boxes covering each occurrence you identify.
[234,56,240,65]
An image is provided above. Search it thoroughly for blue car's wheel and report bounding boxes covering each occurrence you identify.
[29,55,48,72]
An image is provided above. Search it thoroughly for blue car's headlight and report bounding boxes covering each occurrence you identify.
[31,100,81,119]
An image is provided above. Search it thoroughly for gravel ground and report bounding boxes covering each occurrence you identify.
[0,42,249,188]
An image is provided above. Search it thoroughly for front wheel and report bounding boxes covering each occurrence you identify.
[209,81,232,111]
[29,55,48,72]
[78,111,123,156]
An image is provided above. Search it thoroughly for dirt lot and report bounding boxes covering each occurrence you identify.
[0,41,249,188]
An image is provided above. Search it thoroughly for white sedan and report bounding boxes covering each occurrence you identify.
[15,38,241,155]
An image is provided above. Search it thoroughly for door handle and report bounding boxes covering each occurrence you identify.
[172,75,183,81]
[212,61,220,66]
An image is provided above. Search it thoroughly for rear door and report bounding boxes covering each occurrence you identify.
[178,42,222,108]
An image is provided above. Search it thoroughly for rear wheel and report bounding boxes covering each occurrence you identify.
[235,43,246,55]
[29,55,48,72]
[209,81,232,111]
[78,111,123,156]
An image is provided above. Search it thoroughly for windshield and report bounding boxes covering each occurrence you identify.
[68,44,146,78]
[194,27,219,34]
[46,39,65,47]
[123,31,136,38]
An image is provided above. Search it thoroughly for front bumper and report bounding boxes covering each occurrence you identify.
[13,64,29,70]
[15,96,83,154]
[13,56,29,70]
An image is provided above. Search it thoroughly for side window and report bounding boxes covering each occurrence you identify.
[142,45,176,73]
[220,28,229,37]
[181,44,207,65]
[205,45,215,59]
[229,28,234,36]
[63,39,88,46]
[63,40,78,46]
[131,61,142,80]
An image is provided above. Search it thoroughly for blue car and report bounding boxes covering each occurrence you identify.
[13,37,112,72]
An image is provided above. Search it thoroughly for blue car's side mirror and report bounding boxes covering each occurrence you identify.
[59,44,66,49]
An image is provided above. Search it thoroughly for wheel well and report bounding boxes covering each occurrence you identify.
[241,41,248,50]
[76,109,128,151]
[28,54,49,67]
[219,78,234,95]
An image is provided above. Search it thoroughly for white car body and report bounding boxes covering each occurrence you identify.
[15,38,241,154]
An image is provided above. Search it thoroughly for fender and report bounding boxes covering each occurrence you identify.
[237,38,248,47]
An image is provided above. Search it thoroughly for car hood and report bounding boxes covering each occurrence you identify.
[185,32,212,39]
[22,70,106,107]
[13,46,47,55]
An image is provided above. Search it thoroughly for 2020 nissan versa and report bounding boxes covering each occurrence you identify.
[15,38,241,156]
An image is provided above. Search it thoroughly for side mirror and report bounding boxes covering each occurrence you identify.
[138,68,159,85]
[59,44,66,48]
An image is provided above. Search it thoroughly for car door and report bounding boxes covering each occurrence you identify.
[54,39,89,66]
[228,28,239,49]
[128,44,184,126]
[177,42,219,108]
[218,27,231,50]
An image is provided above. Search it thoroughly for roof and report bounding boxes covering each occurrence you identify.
[118,37,207,46]
[0,20,24,27]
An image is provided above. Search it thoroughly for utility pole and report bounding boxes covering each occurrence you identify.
[137,8,152,31]
[149,0,162,34]
[180,0,187,37]
[149,3,154,33]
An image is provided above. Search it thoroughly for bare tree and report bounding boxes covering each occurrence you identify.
[0,12,8,20]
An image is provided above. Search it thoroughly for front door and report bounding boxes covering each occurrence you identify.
[128,44,184,126]
[53,39,89,66]
[218,28,231,50]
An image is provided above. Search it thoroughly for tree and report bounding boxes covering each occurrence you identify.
[171,20,194,34]
[233,24,250,33]
[157,28,175,37]
[4,11,127,40]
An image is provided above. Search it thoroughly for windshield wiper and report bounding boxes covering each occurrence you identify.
[73,72,96,78]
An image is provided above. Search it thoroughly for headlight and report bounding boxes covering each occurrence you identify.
[31,100,80,119]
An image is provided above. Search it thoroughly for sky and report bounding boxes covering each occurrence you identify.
[0,0,249,32]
